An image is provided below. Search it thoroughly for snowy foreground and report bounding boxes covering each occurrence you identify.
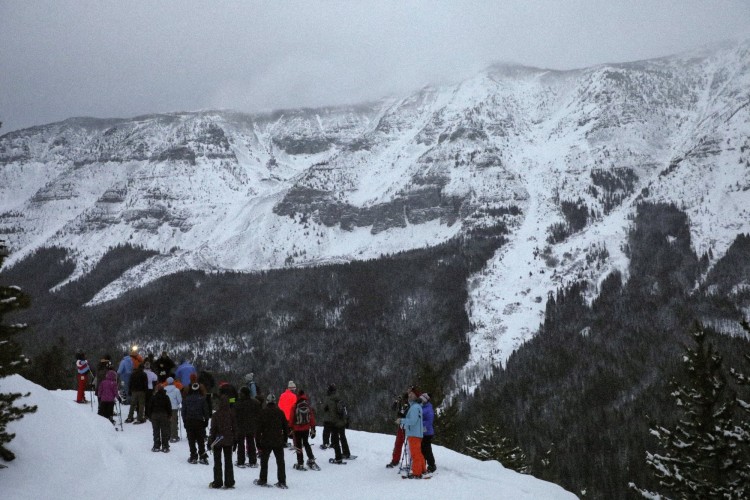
[1,375,575,499]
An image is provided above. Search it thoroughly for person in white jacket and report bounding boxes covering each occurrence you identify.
[164,377,183,442]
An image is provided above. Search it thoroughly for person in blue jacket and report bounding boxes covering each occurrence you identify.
[396,390,426,478]
[420,393,436,473]
[117,352,133,405]
[175,359,197,387]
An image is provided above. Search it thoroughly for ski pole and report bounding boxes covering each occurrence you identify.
[178,405,183,440]
[117,399,124,432]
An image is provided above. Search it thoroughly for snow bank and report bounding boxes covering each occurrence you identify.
[0,375,576,499]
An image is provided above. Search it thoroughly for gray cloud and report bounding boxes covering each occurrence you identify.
[1,0,749,133]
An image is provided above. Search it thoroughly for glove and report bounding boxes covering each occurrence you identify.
[395,418,402,425]
[310,428,316,440]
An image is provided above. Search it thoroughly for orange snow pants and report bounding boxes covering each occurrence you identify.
[408,436,426,476]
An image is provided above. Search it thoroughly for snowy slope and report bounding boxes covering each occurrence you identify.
[2,40,750,391]
[0,375,576,500]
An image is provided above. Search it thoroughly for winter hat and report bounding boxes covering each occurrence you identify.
[288,380,296,389]
[266,393,276,403]
[167,377,174,384]
[420,393,430,404]
[191,382,200,391]
[245,373,254,382]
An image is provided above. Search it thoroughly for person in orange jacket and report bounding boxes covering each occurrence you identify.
[278,380,298,448]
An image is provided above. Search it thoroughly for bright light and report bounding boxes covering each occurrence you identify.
[131,345,138,352]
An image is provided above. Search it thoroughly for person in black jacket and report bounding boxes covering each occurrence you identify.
[154,351,176,378]
[126,364,149,423]
[256,393,289,488]
[235,386,261,468]
[148,385,172,452]
[182,382,210,465]
[208,395,237,489]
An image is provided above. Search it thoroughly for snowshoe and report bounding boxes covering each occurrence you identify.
[343,455,357,460]
[307,460,321,471]
[223,484,235,489]
[386,461,398,468]
[188,457,198,464]
[293,463,307,471]
[161,447,170,453]
[275,482,288,489]
[253,479,273,488]
[235,462,247,468]
[125,417,134,423]
[151,446,161,452]
[247,463,259,468]
[208,482,222,489]
[329,458,346,464]
[319,444,329,450]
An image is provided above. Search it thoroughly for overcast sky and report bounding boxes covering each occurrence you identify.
[1,0,749,134]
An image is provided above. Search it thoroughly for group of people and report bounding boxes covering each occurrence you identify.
[75,349,357,490]
[387,386,437,479]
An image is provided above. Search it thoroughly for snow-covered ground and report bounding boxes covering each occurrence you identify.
[0,375,576,500]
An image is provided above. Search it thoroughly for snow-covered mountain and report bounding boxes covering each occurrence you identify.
[2,41,750,384]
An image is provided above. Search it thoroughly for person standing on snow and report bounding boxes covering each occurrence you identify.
[386,391,411,468]
[117,352,133,405]
[278,380,297,448]
[97,370,120,425]
[397,390,426,479]
[208,395,238,489]
[175,358,197,387]
[148,385,173,453]
[289,389,318,470]
[143,361,158,418]
[182,382,210,465]
[164,377,183,442]
[235,386,261,468]
[75,351,91,404]
[256,393,289,489]
[126,364,148,424]
[245,372,257,398]
[420,393,436,473]
[324,383,353,463]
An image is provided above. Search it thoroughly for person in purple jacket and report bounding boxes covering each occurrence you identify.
[97,370,120,425]
[420,393,436,473]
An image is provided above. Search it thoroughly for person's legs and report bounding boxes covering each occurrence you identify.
[331,427,342,460]
[259,448,271,483]
[212,445,223,487]
[340,426,350,457]
[273,446,286,485]
[393,427,405,462]
[422,434,436,471]
[223,446,234,487]
[408,436,426,476]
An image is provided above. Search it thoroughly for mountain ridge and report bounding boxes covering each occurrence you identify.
[2,40,750,380]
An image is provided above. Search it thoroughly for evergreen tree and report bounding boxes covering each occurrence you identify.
[633,323,749,499]
[434,398,462,451]
[464,423,530,474]
[0,240,38,463]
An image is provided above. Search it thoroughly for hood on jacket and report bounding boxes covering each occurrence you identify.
[106,370,117,381]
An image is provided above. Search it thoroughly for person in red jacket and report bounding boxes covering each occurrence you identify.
[75,351,92,404]
[289,390,318,470]
[278,380,297,448]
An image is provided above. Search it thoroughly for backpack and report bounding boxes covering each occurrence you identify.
[336,399,349,421]
[294,399,311,425]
